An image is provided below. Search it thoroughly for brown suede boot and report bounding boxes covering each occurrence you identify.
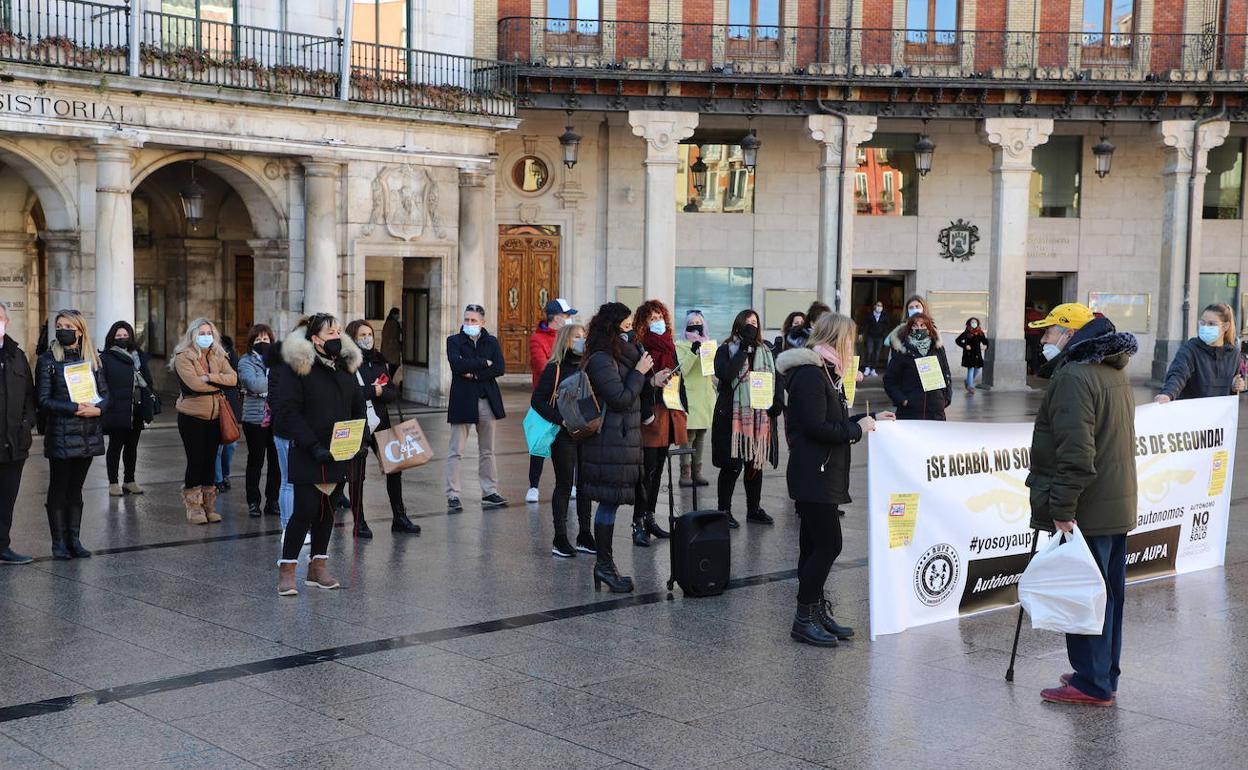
[691,463,710,487]
[182,487,207,525]
[679,465,694,488]
[277,562,298,596]
[305,557,340,590]
[200,485,222,523]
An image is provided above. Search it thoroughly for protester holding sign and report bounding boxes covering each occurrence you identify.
[345,319,421,538]
[883,312,952,421]
[579,303,652,593]
[632,299,686,547]
[530,322,595,558]
[778,313,894,647]
[1027,303,1138,707]
[712,309,782,528]
[1155,303,1246,403]
[36,310,108,559]
[172,318,237,526]
[274,313,368,596]
[676,311,715,489]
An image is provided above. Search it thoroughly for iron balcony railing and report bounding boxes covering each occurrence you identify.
[0,0,515,118]
[498,17,1248,82]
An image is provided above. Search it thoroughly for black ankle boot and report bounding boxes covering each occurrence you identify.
[47,506,70,560]
[593,523,633,593]
[644,512,670,539]
[66,505,91,558]
[817,597,855,640]
[631,517,650,547]
[51,539,72,560]
[390,502,421,534]
[791,602,838,647]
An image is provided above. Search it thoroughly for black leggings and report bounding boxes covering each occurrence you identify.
[550,431,591,532]
[178,413,220,488]
[281,482,340,560]
[528,454,545,488]
[640,446,670,516]
[347,438,404,530]
[796,501,843,604]
[105,425,141,483]
[243,422,280,506]
[717,459,762,514]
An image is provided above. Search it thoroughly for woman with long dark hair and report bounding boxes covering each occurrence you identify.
[954,317,989,394]
[771,311,808,354]
[631,299,685,547]
[883,312,952,420]
[712,309,782,527]
[36,310,108,558]
[99,320,155,496]
[238,324,280,517]
[171,318,237,525]
[578,303,653,592]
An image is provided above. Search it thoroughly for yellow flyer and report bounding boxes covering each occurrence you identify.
[662,374,684,411]
[915,356,946,392]
[844,355,859,407]
[63,361,101,404]
[748,371,774,410]
[329,419,366,461]
[887,493,919,549]
[1209,449,1229,496]
[698,340,717,377]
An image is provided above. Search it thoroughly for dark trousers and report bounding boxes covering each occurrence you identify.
[47,456,92,540]
[864,335,885,369]
[528,453,545,488]
[640,446,670,516]
[281,482,340,560]
[242,422,280,507]
[0,459,25,549]
[550,431,591,536]
[178,413,220,488]
[796,501,843,604]
[1067,533,1127,701]
[717,459,762,514]
[105,425,142,484]
[347,438,404,532]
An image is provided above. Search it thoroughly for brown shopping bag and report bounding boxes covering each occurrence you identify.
[373,398,432,475]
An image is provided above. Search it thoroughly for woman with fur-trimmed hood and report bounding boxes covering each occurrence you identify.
[882,312,952,421]
[272,313,367,597]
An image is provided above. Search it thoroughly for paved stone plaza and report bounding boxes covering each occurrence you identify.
[0,383,1244,769]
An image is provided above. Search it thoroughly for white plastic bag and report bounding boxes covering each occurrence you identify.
[1018,525,1107,635]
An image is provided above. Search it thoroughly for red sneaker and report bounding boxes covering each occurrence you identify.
[1041,684,1114,707]
[1059,673,1117,698]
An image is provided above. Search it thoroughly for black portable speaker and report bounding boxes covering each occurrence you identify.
[670,510,731,597]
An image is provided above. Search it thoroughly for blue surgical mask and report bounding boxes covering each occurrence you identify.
[969,321,979,329]
[1197,324,1221,345]
[1042,343,1062,361]
[195,334,214,349]
[907,307,922,318]
[462,324,481,338]
[571,338,586,354]
[649,320,666,336]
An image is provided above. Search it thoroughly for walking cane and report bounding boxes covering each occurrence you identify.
[1005,529,1040,683]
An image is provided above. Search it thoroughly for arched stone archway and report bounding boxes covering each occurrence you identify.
[131,152,287,240]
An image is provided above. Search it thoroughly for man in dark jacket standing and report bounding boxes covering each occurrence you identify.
[1026,303,1138,707]
[860,301,891,376]
[0,307,36,564]
[445,304,507,512]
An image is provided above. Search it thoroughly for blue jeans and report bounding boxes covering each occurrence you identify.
[273,436,294,528]
[965,367,981,389]
[1066,533,1127,701]
[594,502,619,526]
[215,441,237,483]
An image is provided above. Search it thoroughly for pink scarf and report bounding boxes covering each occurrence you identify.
[813,343,842,375]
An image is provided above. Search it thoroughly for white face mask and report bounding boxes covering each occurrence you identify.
[970,321,979,329]
[1042,343,1063,361]
[357,335,374,350]
[907,307,922,318]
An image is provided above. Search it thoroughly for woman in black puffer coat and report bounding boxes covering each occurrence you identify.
[36,309,109,560]
[344,319,421,539]
[578,303,653,593]
[99,321,156,497]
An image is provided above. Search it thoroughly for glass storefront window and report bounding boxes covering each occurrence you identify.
[674,267,754,341]
[856,134,918,216]
[1030,135,1081,218]
[1203,139,1244,220]
[676,144,755,214]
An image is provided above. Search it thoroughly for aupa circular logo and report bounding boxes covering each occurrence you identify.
[913,543,960,607]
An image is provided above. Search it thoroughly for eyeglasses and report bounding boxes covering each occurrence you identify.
[464,304,485,314]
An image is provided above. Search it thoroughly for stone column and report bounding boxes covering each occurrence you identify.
[1152,120,1231,382]
[458,169,492,312]
[978,118,1053,391]
[248,238,292,332]
[302,160,340,318]
[628,110,699,306]
[92,139,139,341]
[806,114,877,311]
[41,230,81,316]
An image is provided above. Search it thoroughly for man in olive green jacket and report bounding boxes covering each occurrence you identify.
[1026,304,1138,707]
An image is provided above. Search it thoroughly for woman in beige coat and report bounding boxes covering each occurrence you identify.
[171,317,237,524]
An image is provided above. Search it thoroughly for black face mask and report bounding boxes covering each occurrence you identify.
[55,328,78,347]
[686,324,704,336]
[252,342,271,358]
[620,330,635,343]
[113,337,134,351]
[739,325,759,343]
[320,338,343,358]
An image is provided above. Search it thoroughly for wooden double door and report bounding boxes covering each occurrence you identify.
[497,225,560,374]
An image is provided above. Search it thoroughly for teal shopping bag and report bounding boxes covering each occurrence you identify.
[523,407,560,458]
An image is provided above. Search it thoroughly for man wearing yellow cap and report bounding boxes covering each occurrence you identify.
[1025,303,1139,707]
